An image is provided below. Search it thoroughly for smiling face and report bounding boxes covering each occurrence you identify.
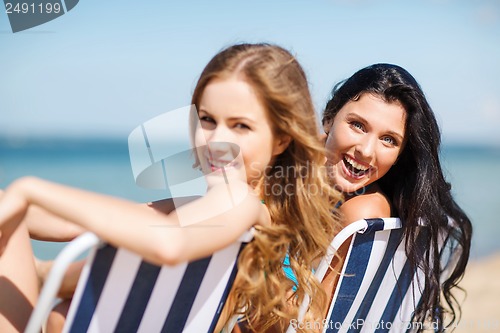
[194,76,288,189]
[323,93,407,194]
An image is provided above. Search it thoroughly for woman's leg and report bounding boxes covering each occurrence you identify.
[46,299,71,333]
[0,222,39,333]
[35,259,84,300]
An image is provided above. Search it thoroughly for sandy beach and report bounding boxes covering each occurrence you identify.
[453,254,500,333]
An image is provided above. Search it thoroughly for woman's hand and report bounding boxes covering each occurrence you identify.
[0,178,31,254]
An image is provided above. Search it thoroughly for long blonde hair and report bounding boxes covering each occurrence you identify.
[192,43,342,332]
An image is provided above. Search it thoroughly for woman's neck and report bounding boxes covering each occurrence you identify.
[343,182,377,200]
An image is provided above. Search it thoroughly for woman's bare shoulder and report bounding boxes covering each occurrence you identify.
[340,190,391,225]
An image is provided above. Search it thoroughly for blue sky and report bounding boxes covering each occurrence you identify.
[1,0,499,146]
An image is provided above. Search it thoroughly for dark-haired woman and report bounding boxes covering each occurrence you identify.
[321,63,472,331]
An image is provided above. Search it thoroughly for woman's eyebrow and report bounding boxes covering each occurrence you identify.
[386,130,404,142]
[346,112,404,141]
[345,112,367,122]
[227,116,256,124]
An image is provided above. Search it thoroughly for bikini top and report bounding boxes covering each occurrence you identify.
[282,183,377,290]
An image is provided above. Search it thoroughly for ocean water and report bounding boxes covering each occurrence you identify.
[440,146,500,259]
[0,138,499,260]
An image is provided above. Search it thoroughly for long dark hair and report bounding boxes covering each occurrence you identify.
[323,63,472,330]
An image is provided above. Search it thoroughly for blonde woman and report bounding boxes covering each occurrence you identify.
[0,43,342,332]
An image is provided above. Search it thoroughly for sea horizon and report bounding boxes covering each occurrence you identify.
[1,136,498,261]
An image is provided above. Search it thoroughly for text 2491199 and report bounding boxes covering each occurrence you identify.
[5,2,61,14]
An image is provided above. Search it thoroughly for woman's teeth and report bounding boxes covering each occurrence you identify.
[344,156,369,174]
[210,160,235,169]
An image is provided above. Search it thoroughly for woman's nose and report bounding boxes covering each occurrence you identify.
[356,135,376,159]
[206,127,239,158]
[206,124,230,142]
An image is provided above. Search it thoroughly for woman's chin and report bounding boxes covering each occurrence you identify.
[205,172,245,187]
[334,178,365,194]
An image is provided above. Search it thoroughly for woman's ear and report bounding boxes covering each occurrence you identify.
[319,133,327,145]
[323,121,332,135]
[272,134,292,156]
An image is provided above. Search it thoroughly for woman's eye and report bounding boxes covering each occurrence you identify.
[382,136,397,145]
[200,116,216,129]
[350,121,364,131]
[235,123,251,130]
[200,116,214,123]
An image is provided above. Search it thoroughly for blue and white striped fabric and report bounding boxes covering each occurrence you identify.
[319,218,428,333]
[63,231,253,333]
[288,217,438,333]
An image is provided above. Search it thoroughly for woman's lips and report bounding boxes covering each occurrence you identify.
[209,159,237,172]
[342,155,372,180]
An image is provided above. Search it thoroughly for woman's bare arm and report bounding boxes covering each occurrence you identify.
[34,196,202,301]
[25,206,85,242]
[0,177,262,266]
[1,189,84,242]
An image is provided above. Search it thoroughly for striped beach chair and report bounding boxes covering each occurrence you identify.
[288,217,459,333]
[26,230,253,333]
[26,107,254,332]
